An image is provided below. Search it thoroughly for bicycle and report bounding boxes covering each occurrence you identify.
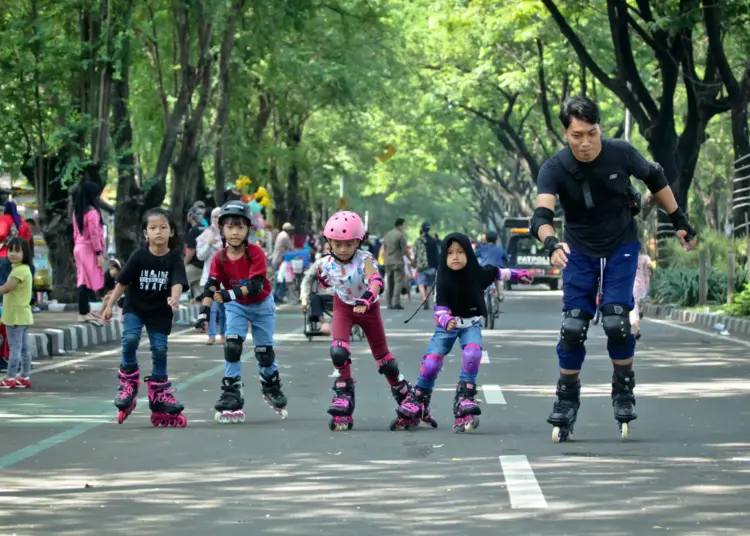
[483,284,501,330]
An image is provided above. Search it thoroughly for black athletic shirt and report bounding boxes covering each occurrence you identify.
[537,139,661,258]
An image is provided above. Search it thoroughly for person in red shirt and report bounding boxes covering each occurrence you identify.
[195,202,287,424]
[0,201,32,303]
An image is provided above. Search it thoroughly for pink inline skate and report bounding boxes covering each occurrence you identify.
[114,368,140,424]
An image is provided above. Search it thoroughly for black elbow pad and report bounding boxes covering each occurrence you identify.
[530,207,555,240]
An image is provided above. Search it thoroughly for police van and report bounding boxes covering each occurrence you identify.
[502,217,563,291]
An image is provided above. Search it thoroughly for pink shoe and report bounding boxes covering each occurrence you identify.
[319,322,331,335]
[0,378,18,389]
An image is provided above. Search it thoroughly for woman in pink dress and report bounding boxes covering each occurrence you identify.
[72,181,105,324]
[630,247,654,340]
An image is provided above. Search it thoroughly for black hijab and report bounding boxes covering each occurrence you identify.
[436,232,496,318]
[74,180,102,232]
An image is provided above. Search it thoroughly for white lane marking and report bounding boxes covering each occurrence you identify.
[481,350,490,364]
[644,317,750,349]
[499,455,548,509]
[481,384,506,404]
[31,326,195,374]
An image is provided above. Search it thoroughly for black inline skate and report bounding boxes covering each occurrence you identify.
[612,370,637,440]
[548,377,580,443]
[215,376,245,424]
[260,371,288,419]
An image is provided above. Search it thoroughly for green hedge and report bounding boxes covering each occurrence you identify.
[650,267,747,307]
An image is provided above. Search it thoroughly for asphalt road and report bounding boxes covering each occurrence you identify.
[2,289,750,536]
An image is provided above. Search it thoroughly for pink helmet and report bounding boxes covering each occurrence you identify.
[323,211,365,241]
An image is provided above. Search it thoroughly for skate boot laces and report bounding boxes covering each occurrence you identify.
[152,387,178,405]
[117,381,136,400]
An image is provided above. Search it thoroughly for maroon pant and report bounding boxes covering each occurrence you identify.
[332,295,398,383]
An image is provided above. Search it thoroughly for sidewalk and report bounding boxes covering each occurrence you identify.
[15,298,298,361]
[18,305,202,360]
[642,302,750,340]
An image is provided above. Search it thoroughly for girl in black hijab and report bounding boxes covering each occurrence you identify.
[394,232,532,432]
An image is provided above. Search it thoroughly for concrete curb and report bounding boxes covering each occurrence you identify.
[29,304,201,360]
[641,303,750,335]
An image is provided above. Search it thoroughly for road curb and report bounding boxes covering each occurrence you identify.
[641,303,750,335]
[30,305,201,360]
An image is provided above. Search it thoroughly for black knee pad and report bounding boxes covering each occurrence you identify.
[560,309,591,350]
[377,355,400,377]
[123,334,140,353]
[330,341,351,368]
[224,335,243,363]
[601,304,631,344]
[255,346,275,367]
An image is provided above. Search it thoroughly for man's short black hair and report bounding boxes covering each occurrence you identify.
[486,231,498,244]
[395,218,405,227]
[559,96,600,129]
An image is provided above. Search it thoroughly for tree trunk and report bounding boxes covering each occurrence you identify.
[284,123,307,229]
[22,154,78,302]
[111,0,141,262]
[731,104,750,235]
[212,0,246,206]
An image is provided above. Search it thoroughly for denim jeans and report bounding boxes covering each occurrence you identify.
[209,301,226,338]
[224,295,276,378]
[120,313,169,378]
[6,325,31,378]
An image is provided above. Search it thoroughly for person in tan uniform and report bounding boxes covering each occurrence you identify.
[382,218,407,310]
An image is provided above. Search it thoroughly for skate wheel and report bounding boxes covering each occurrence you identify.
[347,422,353,430]
[328,420,335,431]
[117,411,126,425]
[279,409,288,420]
[176,414,187,428]
[160,418,169,427]
[389,418,398,431]
[552,426,561,443]
[620,421,629,440]
[428,418,438,429]
[214,412,221,423]
[150,415,159,427]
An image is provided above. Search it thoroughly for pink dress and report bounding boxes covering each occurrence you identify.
[629,254,652,324]
[73,209,105,291]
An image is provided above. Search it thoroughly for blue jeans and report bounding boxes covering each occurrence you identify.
[416,322,483,389]
[209,301,226,338]
[6,325,31,378]
[120,313,169,378]
[224,295,276,378]
[559,241,639,369]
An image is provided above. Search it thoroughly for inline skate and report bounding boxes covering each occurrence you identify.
[548,377,580,443]
[612,370,637,440]
[146,377,187,428]
[114,367,140,424]
[391,386,438,431]
[214,376,245,424]
[453,380,481,432]
[260,371,288,419]
[328,378,355,431]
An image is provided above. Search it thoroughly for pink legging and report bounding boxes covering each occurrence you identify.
[331,295,399,385]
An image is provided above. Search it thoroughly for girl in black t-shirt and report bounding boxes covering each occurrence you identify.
[102,208,189,428]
